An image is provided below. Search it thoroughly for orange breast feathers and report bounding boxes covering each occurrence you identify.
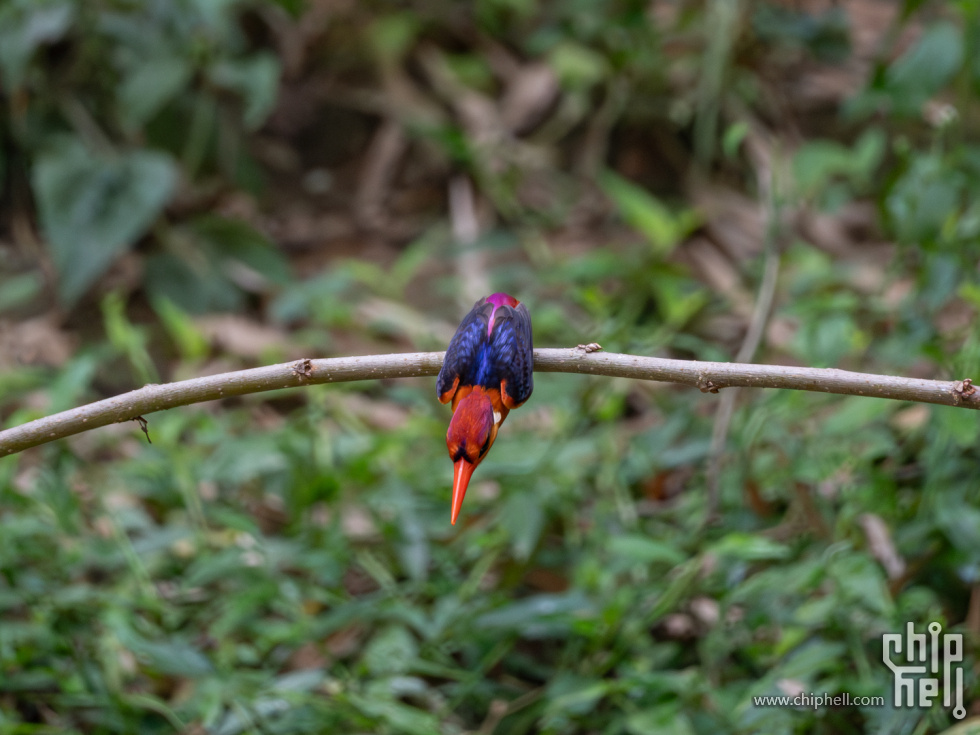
[450,384,508,419]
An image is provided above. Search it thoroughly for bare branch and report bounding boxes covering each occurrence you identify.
[1,348,978,457]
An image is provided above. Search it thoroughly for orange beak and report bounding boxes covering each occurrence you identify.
[451,459,476,525]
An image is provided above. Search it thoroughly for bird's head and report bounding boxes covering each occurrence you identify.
[445,390,499,525]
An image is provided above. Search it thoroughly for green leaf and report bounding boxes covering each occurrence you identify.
[191,215,291,285]
[362,626,418,676]
[369,13,423,65]
[476,591,595,633]
[548,41,608,89]
[600,171,698,256]
[793,129,884,197]
[208,53,281,129]
[349,694,441,735]
[626,703,696,735]
[151,296,210,360]
[32,138,177,304]
[711,533,790,561]
[936,501,980,555]
[851,128,886,181]
[0,1,74,88]
[793,140,851,195]
[820,396,892,437]
[542,674,608,726]
[650,270,709,329]
[645,558,701,624]
[102,291,157,384]
[752,5,850,61]
[501,493,544,562]
[270,669,326,693]
[609,535,687,566]
[774,638,848,680]
[886,22,963,115]
[145,252,243,313]
[204,436,289,485]
[116,631,213,679]
[722,121,749,159]
[146,215,288,313]
[118,56,193,131]
[0,272,42,313]
[886,154,965,245]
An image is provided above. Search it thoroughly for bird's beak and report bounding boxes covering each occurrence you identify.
[451,459,476,525]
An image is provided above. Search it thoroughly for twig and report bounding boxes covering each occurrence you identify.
[476,687,543,735]
[354,118,408,230]
[705,128,783,522]
[449,175,491,306]
[704,244,780,522]
[859,513,906,581]
[132,415,152,444]
[1,349,978,457]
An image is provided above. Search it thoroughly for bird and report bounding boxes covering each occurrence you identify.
[437,293,533,525]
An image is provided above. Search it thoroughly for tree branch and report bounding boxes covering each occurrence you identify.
[1,349,977,457]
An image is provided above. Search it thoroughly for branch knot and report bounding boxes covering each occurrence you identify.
[952,377,976,404]
[698,377,721,394]
[292,359,314,380]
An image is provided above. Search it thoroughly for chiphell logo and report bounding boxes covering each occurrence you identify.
[882,622,965,720]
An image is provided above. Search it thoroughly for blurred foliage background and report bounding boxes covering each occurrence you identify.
[1,0,980,732]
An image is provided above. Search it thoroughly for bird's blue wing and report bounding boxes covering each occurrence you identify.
[437,299,492,404]
[489,302,533,408]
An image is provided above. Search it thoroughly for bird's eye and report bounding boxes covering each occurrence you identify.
[479,432,492,456]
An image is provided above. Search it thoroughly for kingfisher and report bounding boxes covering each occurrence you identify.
[437,293,534,525]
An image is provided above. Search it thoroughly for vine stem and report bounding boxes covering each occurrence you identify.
[1,348,977,456]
